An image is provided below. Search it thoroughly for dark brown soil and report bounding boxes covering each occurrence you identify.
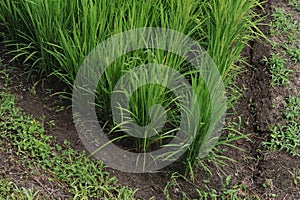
[0,0,300,199]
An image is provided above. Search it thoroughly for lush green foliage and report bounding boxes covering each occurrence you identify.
[0,0,264,174]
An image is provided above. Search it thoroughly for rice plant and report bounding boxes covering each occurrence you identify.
[0,0,264,175]
[182,0,265,174]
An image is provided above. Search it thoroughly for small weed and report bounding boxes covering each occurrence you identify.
[288,168,300,185]
[163,173,189,200]
[262,179,273,188]
[263,53,293,86]
[270,41,281,50]
[268,193,277,198]
[46,120,55,129]
[284,45,300,63]
[0,68,11,87]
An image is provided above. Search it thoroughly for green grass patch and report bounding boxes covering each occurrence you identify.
[289,0,300,12]
[263,53,293,86]
[270,7,300,44]
[284,45,300,63]
[0,178,40,200]
[263,96,300,156]
[0,92,136,199]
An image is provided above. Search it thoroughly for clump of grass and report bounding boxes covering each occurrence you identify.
[0,92,136,199]
[270,7,300,43]
[263,96,300,156]
[0,179,40,200]
[0,0,265,175]
[263,53,293,86]
[284,45,300,63]
[289,0,300,12]
[270,8,300,35]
